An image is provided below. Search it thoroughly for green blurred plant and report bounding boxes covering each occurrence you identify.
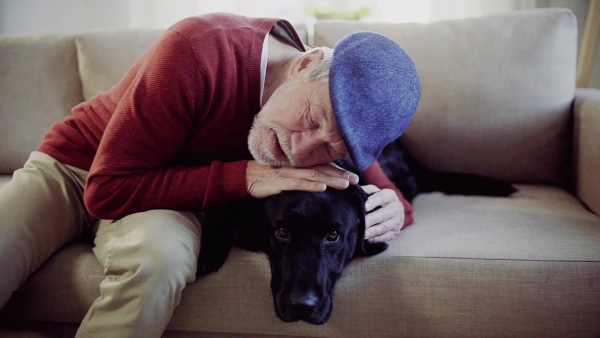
[306,4,371,20]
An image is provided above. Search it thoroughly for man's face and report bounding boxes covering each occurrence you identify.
[248,77,349,168]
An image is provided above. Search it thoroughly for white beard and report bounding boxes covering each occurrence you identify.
[248,78,302,167]
[247,116,292,167]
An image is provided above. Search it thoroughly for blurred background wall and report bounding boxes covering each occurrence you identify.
[0,0,596,88]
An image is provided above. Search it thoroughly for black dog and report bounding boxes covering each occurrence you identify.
[198,185,387,324]
[197,139,517,324]
[377,138,517,202]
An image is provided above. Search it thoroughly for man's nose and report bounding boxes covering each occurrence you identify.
[289,130,324,159]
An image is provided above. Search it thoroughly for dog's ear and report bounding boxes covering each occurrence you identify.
[351,186,389,256]
[232,197,268,252]
[358,214,389,256]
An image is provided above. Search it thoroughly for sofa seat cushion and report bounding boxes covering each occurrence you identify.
[400,184,600,261]
[4,185,599,337]
[314,9,577,186]
[0,176,12,190]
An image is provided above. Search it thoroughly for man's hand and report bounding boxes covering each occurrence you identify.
[246,161,360,199]
[362,185,405,243]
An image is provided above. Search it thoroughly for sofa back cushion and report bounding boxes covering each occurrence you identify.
[314,9,577,185]
[76,23,308,101]
[76,29,164,100]
[0,21,306,176]
[0,35,84,174]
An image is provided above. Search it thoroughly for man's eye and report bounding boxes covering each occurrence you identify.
[275,228,290,240]
[308,110,320,129]
[326,231,339,242]
[326,145,336,161]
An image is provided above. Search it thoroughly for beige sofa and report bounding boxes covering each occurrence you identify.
[1,8,599,337]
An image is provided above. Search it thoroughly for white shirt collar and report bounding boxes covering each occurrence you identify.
[259,32,269,108]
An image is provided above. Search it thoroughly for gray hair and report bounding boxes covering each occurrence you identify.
[304,46,334,83]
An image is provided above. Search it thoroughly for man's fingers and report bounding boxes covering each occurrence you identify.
[361,184,380,195]
[366,230,400,243]
[277,165,356,190]
[280,175,327,192]
[360,187,406,243]
[364,218,401,241]
[364,188,396,211]
[246,161,361,199]
[313,162,360,185]
[365,204,398,228]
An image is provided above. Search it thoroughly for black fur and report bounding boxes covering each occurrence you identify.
[377,138,517,202]
[197,139,517,323]
[198,185,386,324]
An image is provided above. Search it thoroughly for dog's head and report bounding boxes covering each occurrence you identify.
[261,185,388,324]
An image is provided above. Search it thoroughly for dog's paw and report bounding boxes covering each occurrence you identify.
[196,259,222,277]
[359,241,388,256]
[196,249,229,276]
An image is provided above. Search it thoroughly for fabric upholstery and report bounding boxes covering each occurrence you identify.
[4,186,600,337]
[0,34,83,174]
[574,88,600,215]
[314,9,577,186]
[0,176,11,189]
[75,23,307,101]
[1,9,599,338]
[76,29,163,100]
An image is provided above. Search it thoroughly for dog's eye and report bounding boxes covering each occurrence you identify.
[326,231,339,242]
[275,228,290,240]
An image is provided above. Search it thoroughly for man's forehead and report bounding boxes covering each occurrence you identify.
[307,81,350,159]
[315,102,333,122]
[310,84,333,120]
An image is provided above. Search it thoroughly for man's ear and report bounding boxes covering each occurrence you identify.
[288,49,324,78]
[352,186,389,256]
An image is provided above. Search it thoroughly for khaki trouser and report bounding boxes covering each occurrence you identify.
[0,151,202,338]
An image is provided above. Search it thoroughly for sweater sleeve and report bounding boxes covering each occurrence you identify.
[84,28,248,220]
[363,160,414,229]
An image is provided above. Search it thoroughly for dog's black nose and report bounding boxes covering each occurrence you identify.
[288,291,319,316]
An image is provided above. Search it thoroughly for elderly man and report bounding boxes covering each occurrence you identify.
[0,13,420,338]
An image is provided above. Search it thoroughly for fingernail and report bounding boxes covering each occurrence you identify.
[337,178,349,188]
[348,173,359,183]
[365,202,371,210]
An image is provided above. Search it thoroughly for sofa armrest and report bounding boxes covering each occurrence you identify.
[573,88,600,215]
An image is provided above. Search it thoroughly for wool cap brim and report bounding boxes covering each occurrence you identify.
[330,31,421,171]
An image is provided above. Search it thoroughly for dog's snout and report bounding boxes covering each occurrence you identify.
[288,291,319,316]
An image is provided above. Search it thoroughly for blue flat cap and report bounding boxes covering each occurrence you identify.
[330,31,420,171]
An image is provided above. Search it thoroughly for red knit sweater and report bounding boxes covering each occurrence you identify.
[37,13,413,226]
